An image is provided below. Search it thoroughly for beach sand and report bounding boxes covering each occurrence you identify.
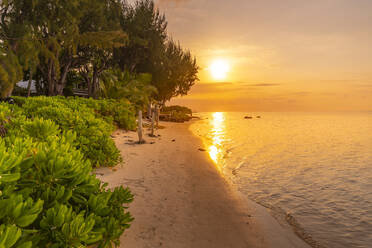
[96,121,311,248]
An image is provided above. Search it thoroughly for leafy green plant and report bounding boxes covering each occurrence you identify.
[0,98,135,247]
[100,69,156,112]
[13,96,137,130]
[11,96,136,166]
[0,118,133,247]
[0,224,32,248]
[23,118,60,142]
[161,105,192,115]
[69,97,137,130]
[160,105,193,123]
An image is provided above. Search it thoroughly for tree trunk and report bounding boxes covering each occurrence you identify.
[47,61,55,96]
[137,110,144,144]
[147,103,152,119]
[87,78,92,97]
[92,72,100,98]
[155,105,159,127]
[55,61,72,96]
[48,81,55,96]
[151,110,155,137]
[80,68,92,97]
[91,64,105,99]
[84,76,92,97]
[55,84,64,96]
[27,69,32,97]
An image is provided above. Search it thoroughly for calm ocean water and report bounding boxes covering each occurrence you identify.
[190,112,372,248]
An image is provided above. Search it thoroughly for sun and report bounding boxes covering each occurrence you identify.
[209,59,230,80]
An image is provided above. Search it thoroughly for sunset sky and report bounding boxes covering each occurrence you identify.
[156,0,372,112]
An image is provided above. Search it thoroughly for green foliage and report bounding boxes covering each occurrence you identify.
[23,118,60,142]
[100,69,156,110]
[0,51,23,98]
[116,0,167,72]
[65,97,137,130]
[155,40,198,104]
[160,105,193,123]
[11,85,28,97]
[0,102,134,247]
[1,0,198,105]
[117,1,198,104]
[12,96,136,166]
[77,0,129,98]
[162,105,192,115]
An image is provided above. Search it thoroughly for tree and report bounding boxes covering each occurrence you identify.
[0,0,84,96]
[1,0,199,102]
[153,40,198,105]
[0,50,22,98]
[0,1,39,97]
[115,0,167,73]
[116,0,198,105]
[1,0,130,97]
[33,0,83,96]
[77,0,128,97]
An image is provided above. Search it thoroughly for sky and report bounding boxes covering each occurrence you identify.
[155,0,372,112]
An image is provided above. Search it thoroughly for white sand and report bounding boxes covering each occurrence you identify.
[96,121,311,248]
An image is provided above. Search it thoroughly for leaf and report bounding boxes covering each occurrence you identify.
[0,225,21,248]
[15,241,32,248]
[0,173,20,183]
[15,214,39,228]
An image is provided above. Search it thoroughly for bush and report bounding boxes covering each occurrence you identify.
[13,96,137,130]
[0,103,133,247]
[70,97,137,130]
[160,105,192,123]
[161,105,192,115]
[12,96,136,167]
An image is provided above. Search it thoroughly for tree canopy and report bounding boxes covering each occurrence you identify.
[0,0,198,106]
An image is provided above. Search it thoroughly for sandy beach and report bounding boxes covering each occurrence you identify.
[96,121,311,248]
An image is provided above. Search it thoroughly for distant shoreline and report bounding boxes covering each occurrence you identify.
[96,121,311,248]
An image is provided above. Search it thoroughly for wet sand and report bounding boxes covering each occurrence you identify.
[96,121,311,248]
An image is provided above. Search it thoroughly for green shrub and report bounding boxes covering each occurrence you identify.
[11,96,136,167]
[68,97,137,130]
[0,115,133,247]
[0,97,137,248]
[161,105,192,115]
[0,98,135,246]
[160,105,193,123]
[23,118,60,142]
[13,96,137,130]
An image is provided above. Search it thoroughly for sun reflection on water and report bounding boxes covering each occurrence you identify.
[208,112,226,172]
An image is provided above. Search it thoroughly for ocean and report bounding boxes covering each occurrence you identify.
[190,112,372,248]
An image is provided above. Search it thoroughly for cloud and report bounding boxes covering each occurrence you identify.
[191,82,282,95]
[184,82,261,99]
[197,82,233,85]
[354,83,372,88]
[284,91,311,96]
[249,83,281,87]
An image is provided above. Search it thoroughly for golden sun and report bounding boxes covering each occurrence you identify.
[209,59,230,80]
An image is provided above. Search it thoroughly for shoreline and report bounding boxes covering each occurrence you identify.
[190,117,325,248]
[96,121,312,248]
